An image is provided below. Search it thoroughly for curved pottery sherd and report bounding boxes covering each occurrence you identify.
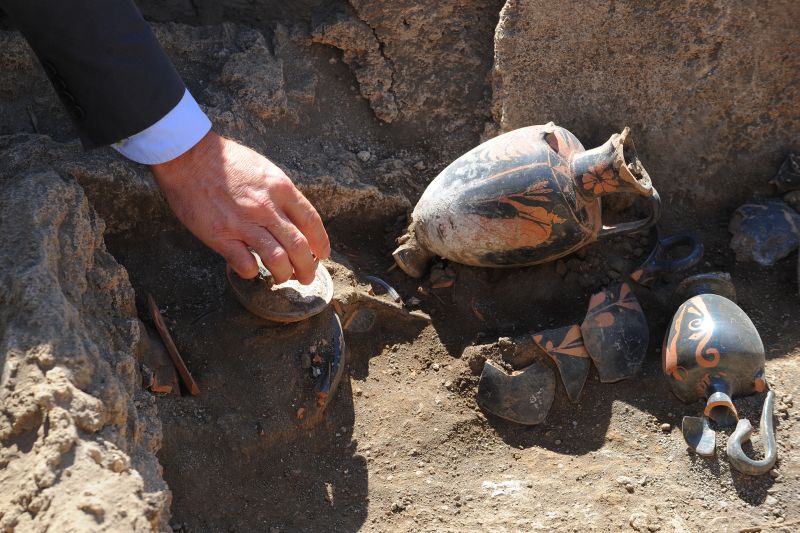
[580,283,649,383]
[681,415,716,457]
[393,122,660,277]
[726,391,777,476]
[531,324,591,403]
[477,358,556,425]
[227,262,334,323]
[313,311,346,411]
[663,293,765,426]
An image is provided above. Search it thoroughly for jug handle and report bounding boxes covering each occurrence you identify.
[598,189,662,238]
[726,391,777,476]
[630,231,704,286]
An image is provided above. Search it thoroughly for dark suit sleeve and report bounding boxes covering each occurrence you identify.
[0,0,185,148]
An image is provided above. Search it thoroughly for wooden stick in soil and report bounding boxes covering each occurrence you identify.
[147,293,200,396]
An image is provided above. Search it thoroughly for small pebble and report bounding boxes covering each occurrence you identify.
[616,476,635,493]
[660,423,671,432]
[357,150,371,162]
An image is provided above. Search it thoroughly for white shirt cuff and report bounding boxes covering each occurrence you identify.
[112,89,212,165]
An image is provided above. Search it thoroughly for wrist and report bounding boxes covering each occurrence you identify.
[150,130,220,188]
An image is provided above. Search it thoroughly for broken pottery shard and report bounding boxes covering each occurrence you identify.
[726,391,777,476]
[682,416,716,457]
[335,289,431,334]
[531,324,591,403]
[227,261,334,323]
[313,311,346,412]
[729,200,800,266]
[138,329,179,395]
[148,294,200,396]
[476,359,555,425]
[580,283,648,383]
[670,272,737,311]
[771,152,800,193]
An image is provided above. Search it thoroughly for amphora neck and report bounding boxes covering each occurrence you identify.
[571,128,654,200]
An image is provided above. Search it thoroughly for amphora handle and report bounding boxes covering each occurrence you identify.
[598,189,661,238]
[570,128,662,239]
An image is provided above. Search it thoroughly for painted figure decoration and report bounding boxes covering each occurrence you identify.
[664,273,776,474]
[663,283,766,426]
[393,122,661,277]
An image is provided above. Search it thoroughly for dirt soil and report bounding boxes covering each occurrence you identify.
[106,213,800,532]
[2,1,799,532]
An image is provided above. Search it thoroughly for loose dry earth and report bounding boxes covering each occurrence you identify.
[107,217,800,533]
[1,1,799,532]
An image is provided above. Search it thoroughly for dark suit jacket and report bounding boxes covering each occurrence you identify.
[1,0,184,148]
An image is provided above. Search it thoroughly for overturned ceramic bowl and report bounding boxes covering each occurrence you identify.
[227,262,334,323]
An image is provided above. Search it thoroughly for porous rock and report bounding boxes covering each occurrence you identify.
[493,0,800,222]
[313,0,504,132]
[0,171,170,531]
[0,24,413,224]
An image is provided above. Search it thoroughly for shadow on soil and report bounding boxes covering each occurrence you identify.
[107,215,799,525]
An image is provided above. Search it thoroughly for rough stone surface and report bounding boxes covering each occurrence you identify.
[0,24,418,225]
[0,171,169,531]
[312,0,504,133]
[0,134,174,237]
[492,0,800,223]
[312,8,399,122]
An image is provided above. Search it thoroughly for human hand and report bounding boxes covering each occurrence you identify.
[150,131,330,284]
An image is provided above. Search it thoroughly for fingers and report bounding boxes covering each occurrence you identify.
[220,240,259,279]
[281,193,331,260]
[248,230,294,284]
[263,212,318,285]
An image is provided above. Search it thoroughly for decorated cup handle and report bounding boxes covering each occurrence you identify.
[630,230,705,286]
